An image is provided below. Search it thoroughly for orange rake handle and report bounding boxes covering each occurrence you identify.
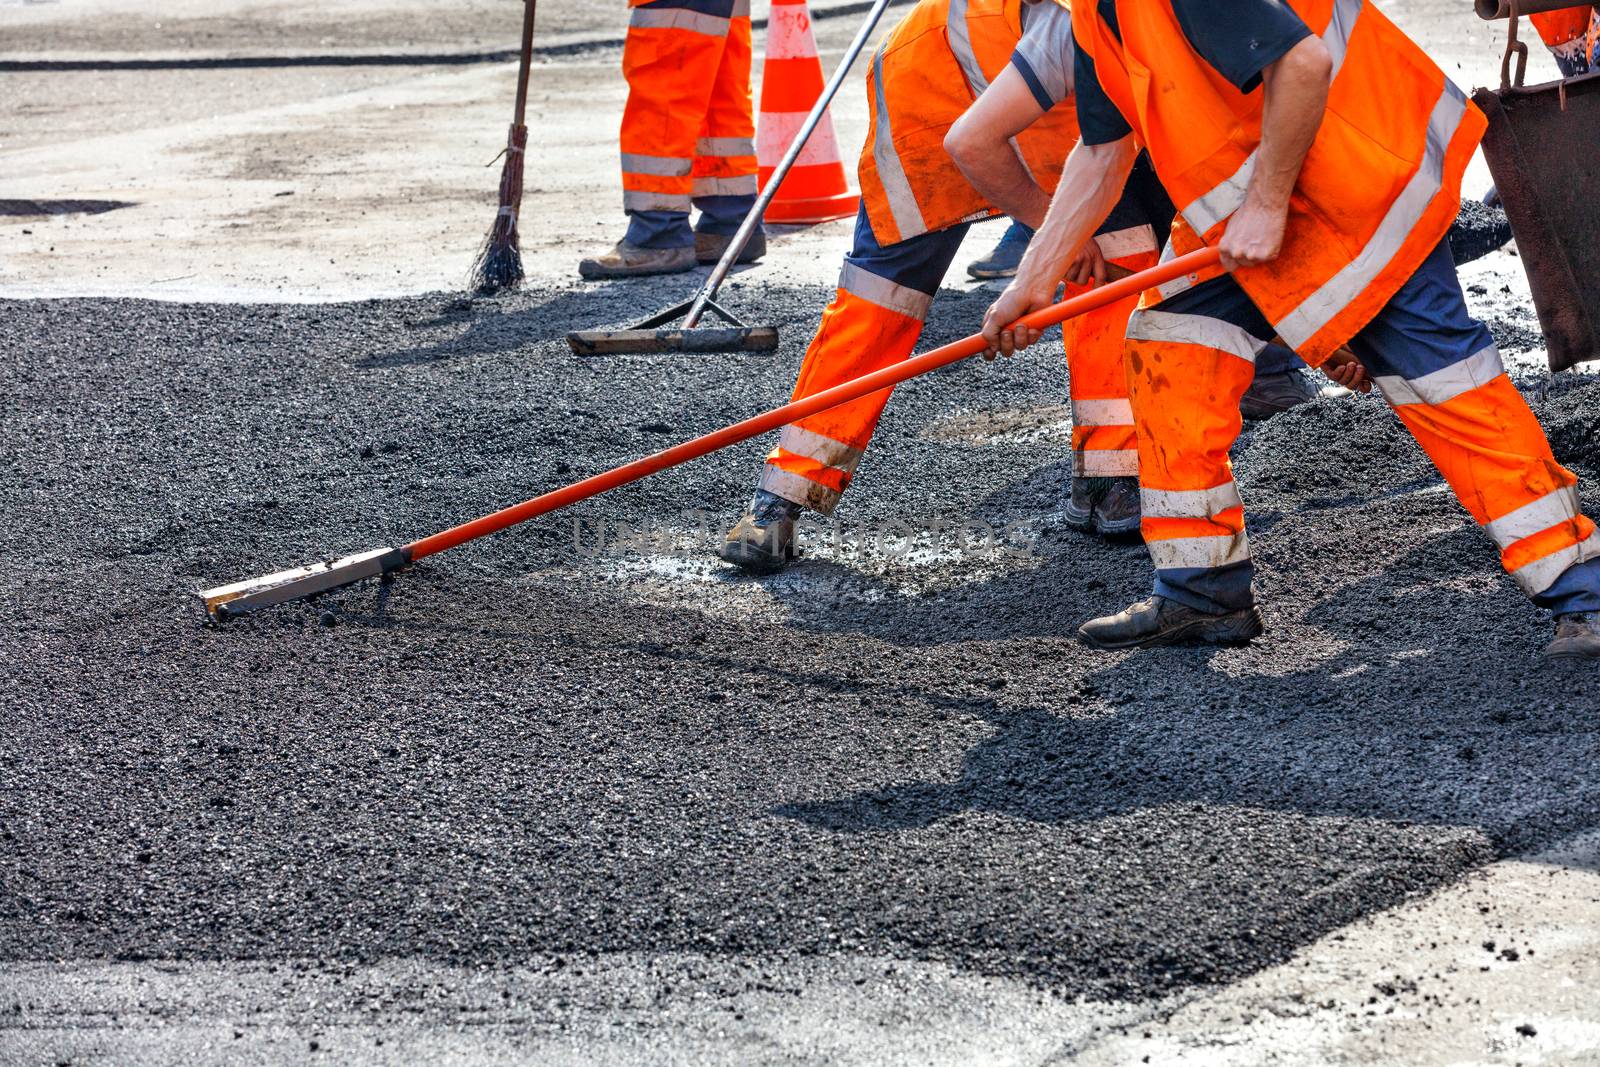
[405,247,1222,561]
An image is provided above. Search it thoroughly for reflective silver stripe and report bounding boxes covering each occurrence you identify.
[1072,398,1134,426]
[777,425,865,474]
[1147,532,1251,571]
[1075,449,1140,476]
[629,7,731,35]
[1484,485,1582,550]
[1155,238,1195,300]
[1275,81,1470,349]
[1373,344,1505,407]
[1179,0,1364,235]
[1125,310,1267,365]
[760,464,842,515]
[839,261,933,321]
[623,189,692,213]
[1095,224,1159,260]
[692,175,758,196]
[1510,531,1600,596]
[871,45,928,240]
[1181,154,1256,237]
[946,0,989,94]
[620,152,691,177]
[1142,481,1243,520]
[695,136,755,158]
[731,0,750,16]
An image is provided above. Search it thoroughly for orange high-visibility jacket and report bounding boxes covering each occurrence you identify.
[860,0,1081,245]
[1071,0,1485,364]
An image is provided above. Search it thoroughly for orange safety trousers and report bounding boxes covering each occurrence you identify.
[620,0,758,215]
[756,212,1155,514]
[1123,239,1600,615]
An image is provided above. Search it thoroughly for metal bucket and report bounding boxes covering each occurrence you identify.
[1473,68,1600,371]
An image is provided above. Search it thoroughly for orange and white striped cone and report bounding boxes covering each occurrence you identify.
[757,0,859,224]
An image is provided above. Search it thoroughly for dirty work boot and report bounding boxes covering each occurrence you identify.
[1093,477,1143,539]
[1240,369,1319,421]
[578,241,696,280]
[967,221,1032,280]
[1079,595,1265,650]
[1063,476,1110,531]
[1546,612,1600,659]
[717,489,802,575]
[696,229,767,265]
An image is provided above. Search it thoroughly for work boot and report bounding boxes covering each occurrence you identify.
[1240,369,1319,421]
[717,489,802,574]
[695,229,767,265]
[1078,595,1265,650]
[578,241,696,280]
[967,221,1032,280]
[1546,612,1600,659]
[1062,476,1106,531]
[1093,477,1143,539]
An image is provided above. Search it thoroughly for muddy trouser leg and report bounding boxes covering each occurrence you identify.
[758,207,970,514]
[1351,238,1600,613]
[620,0,737,248]
[1124,275,1278,614]
[691,7,759,235]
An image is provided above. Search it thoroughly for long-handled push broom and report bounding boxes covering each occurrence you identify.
[469,0,538,294]
[201,249,1219,620]
[564,0,896,356]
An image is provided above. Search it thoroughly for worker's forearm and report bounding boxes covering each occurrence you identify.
[950,145,1053,229]
[1246,37,1332,213]
[1011,137,1138,297]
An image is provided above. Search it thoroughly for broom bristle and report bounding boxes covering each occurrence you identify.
[470,123,528,294]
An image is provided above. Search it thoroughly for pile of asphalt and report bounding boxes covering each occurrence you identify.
[2,273,1597,1005]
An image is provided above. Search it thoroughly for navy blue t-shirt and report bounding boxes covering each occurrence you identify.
[1075,0,1314,145]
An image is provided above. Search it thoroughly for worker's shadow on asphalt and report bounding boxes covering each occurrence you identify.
[771,525,1600,853]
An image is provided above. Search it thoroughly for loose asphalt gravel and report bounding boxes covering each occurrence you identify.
[3,265,1599,1026]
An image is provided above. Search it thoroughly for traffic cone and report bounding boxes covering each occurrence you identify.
[757,0,859,224]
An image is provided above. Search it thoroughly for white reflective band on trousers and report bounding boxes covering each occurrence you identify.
[621,152,693,177]
[1508,532,1600,596]
[692,175,758,196]
[1146,532,1251,571]
[1072,398,1134,426]
[838,261,934,321]
[1125,310,1268,365]
[629,6,732,36]
[1095,224,1159,261]
[624,190,693,212]
[1077,450,1139,476]
[777,424,866,475]
[696,136,755,158]
[759,465,842,513]
[1179,0,1363,238]
[1373,344,1505,407]
[1142,480,1244,520]
[1485,484,1584,550]
[870,44,929,241]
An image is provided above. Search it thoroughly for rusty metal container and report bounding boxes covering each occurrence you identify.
[1472,24,1600,371]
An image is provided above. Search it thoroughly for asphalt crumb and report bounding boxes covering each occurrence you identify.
[1,285,1598,1002]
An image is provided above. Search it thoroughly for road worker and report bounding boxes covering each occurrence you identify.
[716,0,1328,575]
[579,0,766,279]
[1531,6,1600,76]
[982,0,1600,659]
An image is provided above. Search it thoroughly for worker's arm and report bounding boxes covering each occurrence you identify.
[1218,35,1332,271]
[979,134,1139,357]
[944,66,1054,230]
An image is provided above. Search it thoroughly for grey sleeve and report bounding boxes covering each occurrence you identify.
[1011,4,1076,108]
